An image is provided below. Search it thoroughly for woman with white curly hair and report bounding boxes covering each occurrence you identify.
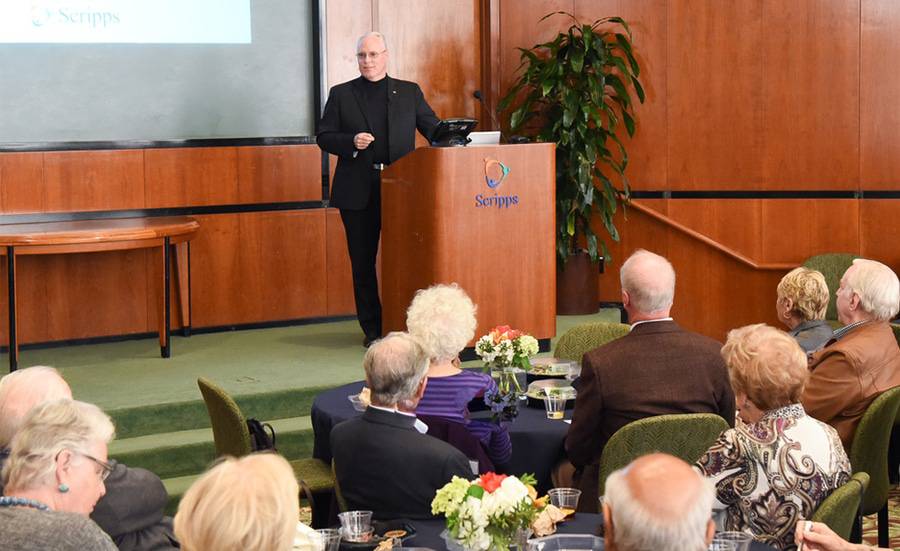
[407,283,512,467]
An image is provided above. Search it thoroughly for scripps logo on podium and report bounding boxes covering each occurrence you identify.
[476,157,519,209]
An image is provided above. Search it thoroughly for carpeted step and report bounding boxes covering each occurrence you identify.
[106,386,331,440]
[109,415,317,480]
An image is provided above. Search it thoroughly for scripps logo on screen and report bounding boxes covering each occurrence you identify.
[31,7,121,29]
[476,158,519,209]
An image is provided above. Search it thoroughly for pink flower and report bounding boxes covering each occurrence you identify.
[477,472,508,493]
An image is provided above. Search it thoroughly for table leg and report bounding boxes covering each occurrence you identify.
[175,241,191,337]
[6,247,17,372]
[160,237,171,358]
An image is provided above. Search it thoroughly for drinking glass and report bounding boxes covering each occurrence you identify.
[315,528,341,551]
[713,531,752,551]
[338,510,374,542]
[547,487,581,516]
[543,392,567,419]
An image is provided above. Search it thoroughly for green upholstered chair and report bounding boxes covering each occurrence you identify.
[553,322,630,363]
[891,323,900,348]
[197,377,335,526]
[811,472,869,541]
[597,413,729,496]
[848,386,900,547]
[802,253,858,323]
[332,461,348,513]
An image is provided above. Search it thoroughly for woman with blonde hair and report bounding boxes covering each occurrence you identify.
[696,324,850,550]
[0,399,118,550]
[407,283,512,466]
[174,453,299,551]
[776,267,833,353]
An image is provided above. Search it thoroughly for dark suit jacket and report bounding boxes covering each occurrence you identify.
[317,76,440,210]
[331,407,473,520]
[565,320,735,469]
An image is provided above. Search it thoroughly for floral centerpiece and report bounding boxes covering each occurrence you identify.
[475,326,540,422]
[432,472,564,551]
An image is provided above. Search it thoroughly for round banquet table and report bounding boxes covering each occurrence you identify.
[311,380,569,490]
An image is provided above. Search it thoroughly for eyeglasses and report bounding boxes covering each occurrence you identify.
[356,49,386,61]
[79,452,114,481]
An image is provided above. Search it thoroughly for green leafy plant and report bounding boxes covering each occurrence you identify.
[499,12,644,265]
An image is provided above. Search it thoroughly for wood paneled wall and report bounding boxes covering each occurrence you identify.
[497,0,900,340]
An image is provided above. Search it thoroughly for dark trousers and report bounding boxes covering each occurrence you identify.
[339,183,382,340]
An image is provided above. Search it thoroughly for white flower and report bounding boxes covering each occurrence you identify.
[517,335,539,357]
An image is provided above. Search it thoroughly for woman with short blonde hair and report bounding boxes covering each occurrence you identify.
[174,453,299,551]
[776,267,833,353]
[696,324,850,550]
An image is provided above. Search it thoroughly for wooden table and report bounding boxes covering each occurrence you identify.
[0,216,200,371]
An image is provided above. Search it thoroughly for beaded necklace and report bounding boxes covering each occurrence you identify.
[0,496,50,511]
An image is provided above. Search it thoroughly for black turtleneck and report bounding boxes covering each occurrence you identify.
[360,77,390,163]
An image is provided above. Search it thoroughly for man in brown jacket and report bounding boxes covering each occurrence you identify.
[560,250,735,510]
[802,258,900,449]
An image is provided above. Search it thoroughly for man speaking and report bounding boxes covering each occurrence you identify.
[317,32,440,346]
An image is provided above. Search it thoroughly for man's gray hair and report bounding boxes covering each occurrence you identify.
[845,258,900,322]
[604,463,715,551]
[357,31,387,52]
[364,332,429,408]
[619,249,676,314]
[0,366,72,448]
[2,399,115,492]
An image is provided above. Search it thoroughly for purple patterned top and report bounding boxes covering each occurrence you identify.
[417,370,512,465]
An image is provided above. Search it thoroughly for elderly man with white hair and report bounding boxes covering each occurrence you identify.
[0,366,177,550]
[802,258,900,448]
[603,453,717,551]
[560,249,735,510]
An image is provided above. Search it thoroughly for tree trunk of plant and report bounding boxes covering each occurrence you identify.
[556,251,599,315]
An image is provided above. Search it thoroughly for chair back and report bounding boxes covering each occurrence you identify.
[197,377,253,457]
[801,253,858,321]
[849,385,900,515]
[811,472,869,540]
[597,413,729,496]
[554,322,630,363]
[332,461,348,513]
[418,414,494,474]
[891,323,900,348]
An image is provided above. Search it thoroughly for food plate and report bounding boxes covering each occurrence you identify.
[525,379,576,409]
[529,358,578,377]
[338,521,416,550]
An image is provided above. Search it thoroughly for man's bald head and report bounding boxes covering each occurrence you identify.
[0,366,72,448]
[619,249,676,318]
[603,453,715,551]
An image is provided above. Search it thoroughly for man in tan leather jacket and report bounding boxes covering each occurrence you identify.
[802,258,900,449]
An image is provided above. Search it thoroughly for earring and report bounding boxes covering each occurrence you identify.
[58,483,69,493]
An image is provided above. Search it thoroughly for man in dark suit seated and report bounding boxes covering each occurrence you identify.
[557,249,735,510]
[0,366,178,551]
[330,332,473,520]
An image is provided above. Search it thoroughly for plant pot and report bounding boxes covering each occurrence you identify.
[556,251,599,315]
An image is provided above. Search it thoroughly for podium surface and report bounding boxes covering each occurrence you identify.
[381,143,556,342]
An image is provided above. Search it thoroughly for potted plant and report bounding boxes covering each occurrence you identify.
[499,12,644,314]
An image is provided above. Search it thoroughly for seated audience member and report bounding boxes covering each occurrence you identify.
[0,399,118,550]
[794,520,890,551]
[561,249,735,510]
[603,453,716,551]
[776,267,834,353]
[406,283,512,466]
[0,366,177,551]
[174,454,299,551]
[331,332,472,519]
[696,324,850,550]
[802,258,900,448]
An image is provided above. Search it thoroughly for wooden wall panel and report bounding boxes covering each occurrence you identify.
[187,214,242,327]
[237,145,323,203]
[0,153,44,214]
[761,0,859,189]
[667,200,762,260]
[324,0,373,89]
[39,150,144,213]
[861,0,900,188]
[860,200,900,273]
[667,1,764,189]
[760,199,860,264]
[144,148,239,208]
[326,208,356,316]
[574,0,668,190]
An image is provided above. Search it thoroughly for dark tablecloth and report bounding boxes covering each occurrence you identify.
[311,381,569,490]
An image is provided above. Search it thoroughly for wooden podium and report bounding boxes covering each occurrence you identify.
[381,143,556,343]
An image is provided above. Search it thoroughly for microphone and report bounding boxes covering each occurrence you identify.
[473,90,501,132]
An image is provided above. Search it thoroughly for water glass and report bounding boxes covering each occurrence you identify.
[547,487,581,515]
[708,541,736,551]
[315,528,341,551]
[713,531,752,551]
[338,510,374,542]
[543,393,567,419]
